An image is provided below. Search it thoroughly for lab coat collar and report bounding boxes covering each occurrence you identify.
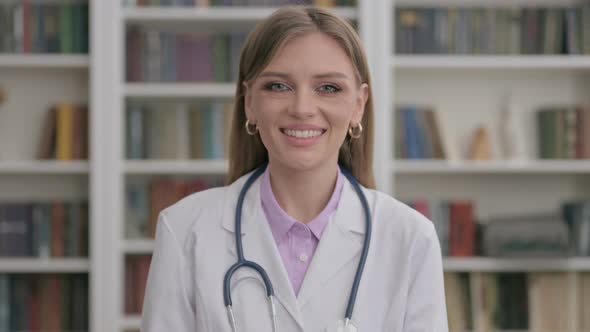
[221,170,367,326]
[221,170,304,329]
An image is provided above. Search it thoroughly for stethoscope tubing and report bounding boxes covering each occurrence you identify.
[222,163,372,328]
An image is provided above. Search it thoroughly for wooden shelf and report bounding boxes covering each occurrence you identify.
[125,83,235,99]
[393,160,590,174]
[443,257,590,272]
[0,258,90,273]
[0,161,90,174]
[0,54,90,68]
[125,160,228,174]
[393,55,590,70]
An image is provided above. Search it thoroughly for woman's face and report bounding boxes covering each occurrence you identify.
[244,32,369,173]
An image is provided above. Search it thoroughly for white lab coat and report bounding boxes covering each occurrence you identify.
[141,170,448,332]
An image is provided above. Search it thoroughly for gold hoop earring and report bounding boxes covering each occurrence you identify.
[245,119,258,135]
[348,123,362,139]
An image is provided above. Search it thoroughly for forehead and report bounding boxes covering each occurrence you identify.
[262,32,356,78]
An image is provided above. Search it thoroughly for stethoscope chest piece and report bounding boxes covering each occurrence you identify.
[328,320,358,332]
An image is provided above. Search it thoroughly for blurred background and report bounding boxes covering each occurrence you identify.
[0,0,589,331]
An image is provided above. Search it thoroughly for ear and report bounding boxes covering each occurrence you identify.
[350,83,369,125]
[243,81,256,123]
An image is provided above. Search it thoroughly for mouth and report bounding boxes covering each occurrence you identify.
[280,128,327,139]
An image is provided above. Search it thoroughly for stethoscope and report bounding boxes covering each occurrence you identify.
[223,163,372,332]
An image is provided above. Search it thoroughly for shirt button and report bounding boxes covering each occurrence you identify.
[299,253,308,262]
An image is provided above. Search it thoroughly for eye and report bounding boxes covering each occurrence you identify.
[317,84,342,94]
[263,82,290,92]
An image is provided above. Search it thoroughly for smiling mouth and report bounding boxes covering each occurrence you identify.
[280,128,326,139]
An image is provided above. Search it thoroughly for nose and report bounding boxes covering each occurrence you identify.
[288,88,317,118]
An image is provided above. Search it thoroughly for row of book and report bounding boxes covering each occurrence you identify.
[126,102,232,160]
[0,202,89,258]
[0,274,88,332]
[537,105,590,159]
[408,199,590,257]
[0,3,89,54]
[395,106,446,160]
[126,27,248,82]
[445,272,590,332]
[127,177,223,238]
[396,104,590,161]
[123,0,355,6]
[408,200,474,256]
[37,103,89,161]
[447,272,590,331]
[396,6,590,55]
[125,255,151,314]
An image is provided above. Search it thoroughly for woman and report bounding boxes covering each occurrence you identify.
[141,6,447,332]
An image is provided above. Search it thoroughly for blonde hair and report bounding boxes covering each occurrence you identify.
[227,6,375,189]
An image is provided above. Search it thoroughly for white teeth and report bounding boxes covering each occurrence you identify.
[283,129,323,138]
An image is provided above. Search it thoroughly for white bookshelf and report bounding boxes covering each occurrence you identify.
[123,6,358,22]
[393,55,590,70]
[125,159,228,174]
[392,0,590,331]
[123,239,155,254]
[125,82,235,99]
[120,315,141,331]
[0,1,111,331]
[0,160,90,174]
[0,54,90,68]
[107,3,389,331]
[443,257,590,272]
[0,258,91,273]
[83,0,590,331]
[394,160,590,174]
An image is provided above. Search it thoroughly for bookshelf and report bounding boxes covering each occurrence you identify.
[394,160,590,174]
[0,54,89,67]
[0,258,90,273]
[2,0,586,330]
[104,0,590,331]
[102,2,392,331]
[392,0,590,330]
[0,160,90,174]
[393,55,590,69]
[0,0,106,331]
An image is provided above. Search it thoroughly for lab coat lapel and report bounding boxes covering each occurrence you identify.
[222,177,304,329]
[297,179,365,308]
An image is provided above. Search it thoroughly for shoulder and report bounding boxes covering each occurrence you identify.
[363,188,439,250]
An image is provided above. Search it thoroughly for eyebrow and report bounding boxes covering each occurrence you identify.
[258,71,350,80]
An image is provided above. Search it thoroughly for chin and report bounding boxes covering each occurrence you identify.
[275,154,332,173]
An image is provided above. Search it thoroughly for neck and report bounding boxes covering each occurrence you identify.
[268,161,339,224]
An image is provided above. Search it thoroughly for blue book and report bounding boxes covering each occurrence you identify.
[403,107,421,159]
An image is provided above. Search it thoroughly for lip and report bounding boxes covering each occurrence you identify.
[280,124,326,131]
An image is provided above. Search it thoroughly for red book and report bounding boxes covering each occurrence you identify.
[51,202,65,257]
[449,201,475,256]
[413,200,430,219]
[135,255,152,313]
[149,179,179,238]
[125,257,137,313]
[29,279,41,332]
[47,276,62,331]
